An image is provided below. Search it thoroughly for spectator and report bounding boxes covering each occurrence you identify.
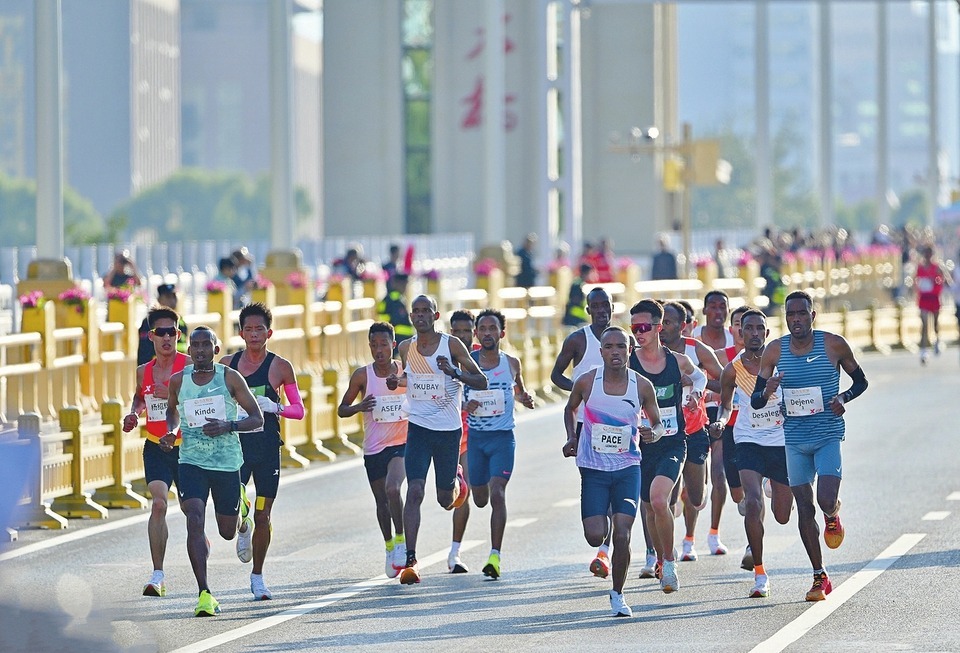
[382,243,403,280]
[231,247,256,294]
[650,234,678,280]
[136,283,188,365]
[376,273,414,349]
[333,246,366,281]
[588,238,616,283]
[758,248,786,316]
[713,238,731,278]
[214,257,242,309]
[514,233,539,288]
[562,279,588,327]
[103,250,143,290]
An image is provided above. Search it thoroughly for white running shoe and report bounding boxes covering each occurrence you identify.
[609,590,633,617]
[392,542,407,576]
[749,573,769,598]
[448,550,468,573]
[142,570,166,597]
[661,560,680,593]
[638,551,658,579]
[386,549,400,578]
[707,533,728,555]
[236,516,254,563]
[250,573,272,600]
[680,539,698,561]
[935,340,942,355]
[921,349,930,365]
[741,545,754,571]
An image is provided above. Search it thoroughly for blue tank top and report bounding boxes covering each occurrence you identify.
[466,351,515,432]
[776,330,844,445]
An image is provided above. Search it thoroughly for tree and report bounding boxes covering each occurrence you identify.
[0,173,104,246]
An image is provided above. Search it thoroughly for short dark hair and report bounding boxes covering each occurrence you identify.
[156,283,176,297]
[191,325,218,345]
[450,309,475,325]
[369,321,394,339]
[239,302,273,329]
[703,289,730,307]
[148,306,180,328]
[662,301,687,324]
[784,290,814,311]
[412,294,437,312]
[730,305,751,323]
[630,299,663,321]
[600,325,628,341]
[739,309,766,325]
[586,287,611,304]
[476,308,506,331]
[677,300,695,323]
[218,257,235,271]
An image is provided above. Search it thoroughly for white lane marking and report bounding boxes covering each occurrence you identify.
[922,511,950,521]
[0,458,364,563]
[506,518,538,528]
[946,492,960,501]
[169,539,484,653]
[552,498,580,508]
[748,533,926,653]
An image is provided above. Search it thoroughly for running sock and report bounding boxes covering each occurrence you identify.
[754,564,766,576]
[646,547,656,555]
[814,568,825,575]
[684,536,694,543]
[709,528,719,536]
[395,533,405,544]
[598,544,610,556]
[490,548,500,557]
[385,537,395,552]
[450,541,461,556]
[406,550,417,566]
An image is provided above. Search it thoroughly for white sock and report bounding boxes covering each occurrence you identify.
[490,548,500,557]
[251,572,263,580]
[598,544,610,556]
[450,542,461,556]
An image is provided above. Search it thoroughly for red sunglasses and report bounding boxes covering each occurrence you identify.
[630,323,659,335]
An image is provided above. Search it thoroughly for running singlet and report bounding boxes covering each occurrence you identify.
[142,352,188,444]
[775,331,844,445]
[692,325,734,348]
[682,338,709,433]
[572,326,603,422]
[731,352,784,446]
[724,345,740,426]
[466,351,515,432]
[630,348,685,440]
[404,333,463,431]
[229,350,281,443]
[178,364,242,471]
[577,369,642,471]
[362,361,408,455]
[915,262,944,312]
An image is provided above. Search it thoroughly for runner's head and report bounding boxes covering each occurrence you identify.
[599,326,630,370]
[368,321,395,365]
[659,301,687,347]
[702,290,730,329]
[475,309,506,351]
[449,309,475,349]
[410,295,439,334]
[739,309,768,353]
[677,299,697,336]
[147,307,180,356]
[586,287,613,328]
[730,304,751,347]
[239,303,273,350]
[629,299,664,350]
[189,326,220,366]
[784,290,815,339]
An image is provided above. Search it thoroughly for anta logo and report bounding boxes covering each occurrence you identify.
[622,399,636,408]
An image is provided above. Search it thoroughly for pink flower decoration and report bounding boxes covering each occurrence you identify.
[253,275,274,289]
[19,290,45,308]
[287,272,307,289]
[423,269,440,281]
[473,258,499,276]
[206,280,228,293]
[107,287,134,302]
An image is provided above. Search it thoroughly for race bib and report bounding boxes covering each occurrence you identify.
[145,394,167,422]
[732,393,741,412]
[783,386,824,416]
[183,395,226,428]
[408,372,445,401]
[470,389,505,417]
[749,403,784,429]
[373,394,406,423]
[642,405,679,437]
[591,423,632,454]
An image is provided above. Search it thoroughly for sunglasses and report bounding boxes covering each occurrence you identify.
[151,326,179,338]
[630,323,659,335]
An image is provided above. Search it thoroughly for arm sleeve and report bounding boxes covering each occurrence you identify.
[688,365,707,394]
[750,376,768,409]
[280,382,306,420]
[840,366,867,403]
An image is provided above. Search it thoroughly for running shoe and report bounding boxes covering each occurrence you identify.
[638,551,658,579]
[386,548,400,578]
[741,545,754,571]
[451,465,468,509]
[482,553,501,579]
[935,340,942,355]
[823,502,844,549]
[142,571,165,597]
[589,550,610,578]
[239,483,251,520]
[392,541,407,576]
[805,571,832,601]
[660,560,680,593]
[655,560,663,580]
[250,574,272,600]
[236,516,254,563]
[750,574,770,598]
[707,533,728,555]
[399,560,421,585]
[921,349,929,365]
[609,590,633,618]
[448,549,469,574]
[195,590,220,617]
[680,539,698,561]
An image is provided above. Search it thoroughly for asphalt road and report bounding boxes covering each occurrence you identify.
[2,348,960,653]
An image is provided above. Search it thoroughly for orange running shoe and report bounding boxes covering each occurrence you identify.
[589,550,610,579]
[805,571,833,601]
[823,503,844,549]
[399,560,421,585]
[450,465,468,510]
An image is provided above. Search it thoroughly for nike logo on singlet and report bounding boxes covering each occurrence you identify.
[806,355,822,363]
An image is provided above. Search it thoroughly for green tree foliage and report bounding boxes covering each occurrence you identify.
[109,168,314,241]
[0,173,104,246]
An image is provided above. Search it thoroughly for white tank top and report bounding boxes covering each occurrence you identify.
[576,369,643,471]
[693,325,734,348]
[731,351,785,446]
[404,333,463,431]
[572,325,603,422]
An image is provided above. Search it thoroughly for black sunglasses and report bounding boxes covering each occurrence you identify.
[151,326,179,338]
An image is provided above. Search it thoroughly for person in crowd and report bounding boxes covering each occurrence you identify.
[103,250,143,290]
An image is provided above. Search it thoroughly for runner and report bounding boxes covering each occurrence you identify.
[562,326,662,617]
[447,309,477,573]
[162,326,263,616]
[464,309,536,579]
[752,290,868,601]
[660,301,724,561]
[913,245,949,364]
[388,295,487,585]
[628,299,706,593]
[550,287,616,577]
[219,303,306,600]
[714,305,749,515]
[123,307,190,597]
[338,322,408,579]
[710,309,793,598]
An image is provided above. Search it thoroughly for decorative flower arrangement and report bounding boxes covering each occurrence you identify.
[106,287,135,302]
[689,254,712,269]
[736,251,754,267]
[473,258,499,276]
[616,256,634,271]
[547,258,570,273]
[58,287,92,314]
[361,268,388,282]
[287,272,307,289]
[206,280,228,293]
[252,274,274,290]
[19,290,45,309]
[422,269,441,281]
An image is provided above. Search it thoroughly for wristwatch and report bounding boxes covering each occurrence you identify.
[453,368,462,379]
[230,420,238,432]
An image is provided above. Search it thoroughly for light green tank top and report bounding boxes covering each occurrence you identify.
[177,364,242,471]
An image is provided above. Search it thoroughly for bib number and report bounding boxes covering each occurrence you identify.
[783,386,824,416]
[470,389,505,417]
[749,402,784,429]
[642,406,678,437]
[408,373,445,401]
[145,394,167,422]
[183,395,226,429]
[373,394,406,423]
[591,423,632,454]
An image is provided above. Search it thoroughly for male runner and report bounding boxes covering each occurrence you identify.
[752,290,868,601]
[563,326,662,617]
[913,245,949,364]
[629,300,706,593]
[123,307,190,597]
[464,309,536,579]
[220,303,305,600]
[388,295,487,584]
[713,305,749,513]
[446,310,476,573]
[710,309,793,598]
[338,321,408,578]
[163,327,263,616]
